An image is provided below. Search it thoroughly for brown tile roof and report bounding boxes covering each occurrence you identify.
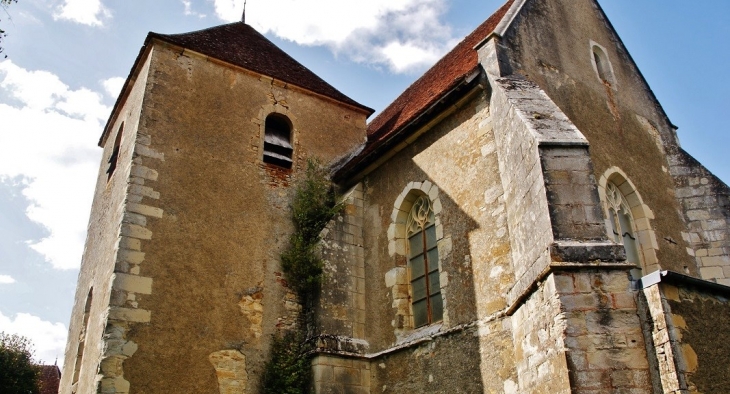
[150,22,373,114]
[336,0,514,178]
[367,0,514,139]
[38,365,61,394]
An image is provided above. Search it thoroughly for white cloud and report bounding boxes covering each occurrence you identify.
[101,76,125,99]
[0,275,16,284]
[0,312,67,367]
[0,60,106,270]
[182,0,206,18]
[54,0,111,27]
[211,0,457,73]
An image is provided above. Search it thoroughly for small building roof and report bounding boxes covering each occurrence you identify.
[150,22,373,114]
[39,364,61,394]
[335,0,514,179]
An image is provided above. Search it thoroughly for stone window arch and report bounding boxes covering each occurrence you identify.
[598,168,659,277]
[385,181,448,337]
[262,113,293,168]
[590,41,617,88]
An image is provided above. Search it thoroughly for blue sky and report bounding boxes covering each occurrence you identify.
[0,0,727,365]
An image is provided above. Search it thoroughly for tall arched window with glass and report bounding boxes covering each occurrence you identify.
[605,182,641,269]
[407,196,442,328]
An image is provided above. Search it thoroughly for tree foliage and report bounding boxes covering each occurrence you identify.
[261,330,312,394]
[1,0,17,57]
[263,158,341,394]
[280,158,340,306]
[0,332,41,394]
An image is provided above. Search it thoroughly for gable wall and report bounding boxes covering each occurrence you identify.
[501,0,695,274]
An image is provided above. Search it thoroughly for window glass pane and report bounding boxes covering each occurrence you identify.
[428,272,441,295]
[410,255,425,278]
[430,295,443,322]
[413,300,428,328]
[411,277,427,301]
[409,232,423,258]
[425,225,437,248]
[427,248,439,272]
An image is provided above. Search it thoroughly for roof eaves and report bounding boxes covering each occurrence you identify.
[334,70,482,183]
[99,35,155,147]
[639,270,730,295]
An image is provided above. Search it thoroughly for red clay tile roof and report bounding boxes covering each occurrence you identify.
[367,0,514,141]
[39,365,61,394]
[150,23,373,114]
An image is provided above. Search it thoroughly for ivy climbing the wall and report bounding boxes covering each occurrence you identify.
[263,159,341,394]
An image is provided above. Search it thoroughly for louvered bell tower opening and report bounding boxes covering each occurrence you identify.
[263,114,293,169]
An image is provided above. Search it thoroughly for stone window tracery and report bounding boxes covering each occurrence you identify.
[406,196,442,328]
[605,182,641,266]
[385,181,448,340]
[598,167,660,277]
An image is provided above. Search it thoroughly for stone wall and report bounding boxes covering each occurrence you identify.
[59,46,155,394]
[356,90,521,391]
[669,148,730,285]
[318,184,367,341]
[312,355,370,394]
[556,270,650,393]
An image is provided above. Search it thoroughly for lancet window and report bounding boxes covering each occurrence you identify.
[605,182,641,267]
[406,195,442,328]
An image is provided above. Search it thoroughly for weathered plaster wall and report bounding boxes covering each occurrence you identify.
[60,48,154,394]
[641,280,730,394]
[92,42,368,393]
[501,0,694,274]
[667,285,730,393]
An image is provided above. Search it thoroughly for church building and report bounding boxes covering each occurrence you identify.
[60,0,730,392]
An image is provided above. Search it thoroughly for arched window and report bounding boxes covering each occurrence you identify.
[263,114,293,168]
[590,43,616,87]
[599,168,660,278]
[605,182,641,266]
[406,195,442,328]
[106,123,124,181]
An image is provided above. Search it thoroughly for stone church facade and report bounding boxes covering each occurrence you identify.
[60,0,730,393]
